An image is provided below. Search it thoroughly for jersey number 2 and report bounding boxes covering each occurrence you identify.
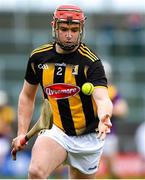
[56,67,62,76]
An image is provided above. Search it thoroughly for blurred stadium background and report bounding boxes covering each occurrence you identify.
[0,0,145,178]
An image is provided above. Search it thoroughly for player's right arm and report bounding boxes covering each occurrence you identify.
[12,80,38,151]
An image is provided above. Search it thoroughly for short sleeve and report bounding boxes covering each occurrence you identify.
[24,56,39,85]
[87,60,107,87]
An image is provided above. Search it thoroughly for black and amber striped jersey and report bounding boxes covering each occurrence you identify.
[25,42,107,136]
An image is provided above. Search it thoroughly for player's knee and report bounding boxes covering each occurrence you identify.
[28,165,47,179]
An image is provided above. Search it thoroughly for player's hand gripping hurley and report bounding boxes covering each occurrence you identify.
[11,99,53,160]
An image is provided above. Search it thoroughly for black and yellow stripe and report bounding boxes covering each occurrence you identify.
[25,40,106,136]
[30,43,53,57]
[74,66,98,134]
[30,43,101,135]
[53,64,76,135]
[65,65,86,131]
[42,64,64,131]
[41,63,98,135]
[78,43,99,62]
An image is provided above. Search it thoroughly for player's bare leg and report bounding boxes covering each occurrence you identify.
[69,166,96,179]
[28,136,67,179]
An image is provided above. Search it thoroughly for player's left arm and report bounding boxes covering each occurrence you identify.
[92,87,113,139]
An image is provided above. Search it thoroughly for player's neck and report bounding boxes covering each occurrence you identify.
[55,43,78,54]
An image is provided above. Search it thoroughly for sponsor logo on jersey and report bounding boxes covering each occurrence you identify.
[55,63,66,67]
[45,83,80,99]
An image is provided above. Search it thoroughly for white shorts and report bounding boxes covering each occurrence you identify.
[38,124,105,174]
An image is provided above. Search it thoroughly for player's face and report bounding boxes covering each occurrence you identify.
[56,22,81,49]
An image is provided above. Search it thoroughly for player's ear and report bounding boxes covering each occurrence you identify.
[51,21,54,27]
